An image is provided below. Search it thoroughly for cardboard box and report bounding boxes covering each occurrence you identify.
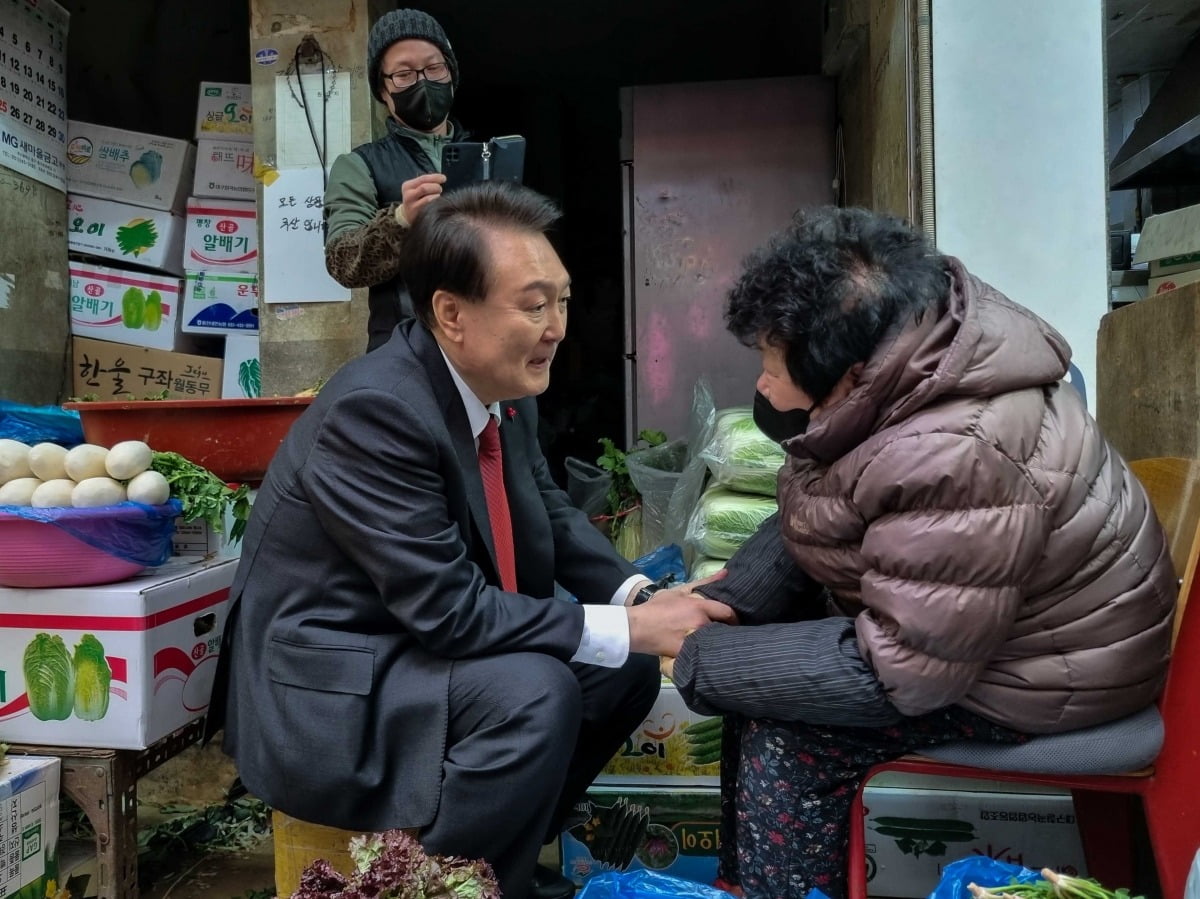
[72,336,222,400]
[65,120,196,212]
[184,198,258,273]
[561,786,720,889]
[0,756,60,899]
[182,270,260,334]
[172,489,251,559]
[862,774,1087,898]
[192,139,255,200]
[195,82,253,143]
[1133,203,1200,276]
[66,194,185,276]
[222,334,262,399]
[1149,267,1200,295]
[0,557,236,750]
[69,262,185,352]
[595,679,720,786]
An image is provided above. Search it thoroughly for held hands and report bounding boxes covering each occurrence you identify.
[397,173,447,226]
[626,570,736,659]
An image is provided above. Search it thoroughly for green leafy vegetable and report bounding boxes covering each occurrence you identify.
[72,634,112,721]
[23,633,74,721]
[596,429,667,559]
[150,451,251,543]
[700,406,786,496]
[967,867,1145,899]
[687,485,777,559]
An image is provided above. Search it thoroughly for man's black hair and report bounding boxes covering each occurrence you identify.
[726,206,950,404]
[401,181,562,327]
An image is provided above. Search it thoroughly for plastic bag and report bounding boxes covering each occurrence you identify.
[684,484,777,560]
[928,856,1043,899]
[566,455,612,518]
[633,543,687,586]
[0,500,182,566]
[627,439,689,555]
[577,869,737,898]
[0,401,84,447]
[699,406,784,497]
[662,379,718,556]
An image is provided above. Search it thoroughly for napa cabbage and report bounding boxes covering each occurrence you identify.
[700,407,785,497]
[72,634,112,721]
[22,633,74,721]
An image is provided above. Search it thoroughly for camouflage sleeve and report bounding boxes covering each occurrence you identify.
[323,152,408,288]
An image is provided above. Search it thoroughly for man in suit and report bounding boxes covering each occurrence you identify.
[210,182,735,899]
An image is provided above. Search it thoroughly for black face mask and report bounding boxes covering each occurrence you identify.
[389,79,454,132]
[753,390,811,444]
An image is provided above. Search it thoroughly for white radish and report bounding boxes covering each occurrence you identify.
[0,476,42,506]
[0,439,33,484]
[28,442,70,480]
[105,440,154,480]
[71,477,127,508]
[126,470,170,505]
[64,444,110,482]
[31,479,78,508]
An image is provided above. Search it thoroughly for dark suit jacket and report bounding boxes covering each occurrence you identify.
[208,320,638,831]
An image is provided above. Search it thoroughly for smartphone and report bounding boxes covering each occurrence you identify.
[441,135,526,191]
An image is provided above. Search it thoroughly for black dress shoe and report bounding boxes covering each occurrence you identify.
[530,862,576,899]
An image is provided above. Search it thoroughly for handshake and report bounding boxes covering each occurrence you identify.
[625,571,735,663]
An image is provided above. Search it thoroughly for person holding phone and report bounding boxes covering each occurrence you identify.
[323,8,466,352]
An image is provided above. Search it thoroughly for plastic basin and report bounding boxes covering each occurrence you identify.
[63,397,313,485]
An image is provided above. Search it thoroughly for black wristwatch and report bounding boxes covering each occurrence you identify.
[631,582,663,606]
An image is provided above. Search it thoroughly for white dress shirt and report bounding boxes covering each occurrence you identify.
[441,350,640,668]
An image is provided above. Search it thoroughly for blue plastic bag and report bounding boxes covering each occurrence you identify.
[0,401,84,447]
[0,500,182,566]
[633,543,687,586]
[576,869,737,898]
[928,856,1043,899]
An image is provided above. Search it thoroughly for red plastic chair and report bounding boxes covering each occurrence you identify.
[846,457,1200,899]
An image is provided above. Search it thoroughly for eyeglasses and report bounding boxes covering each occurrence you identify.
[382,62,451,89]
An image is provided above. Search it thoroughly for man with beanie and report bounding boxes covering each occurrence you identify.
[324,8,465,352]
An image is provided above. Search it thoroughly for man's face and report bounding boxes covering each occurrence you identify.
[377,38,450,120]
[447,227,570,406]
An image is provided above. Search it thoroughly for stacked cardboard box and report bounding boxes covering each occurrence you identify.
[0,757,61,899]
[1134,203,1200,296]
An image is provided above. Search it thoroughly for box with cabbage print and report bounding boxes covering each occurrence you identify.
[70,262,185,352]
[0,557,235,750]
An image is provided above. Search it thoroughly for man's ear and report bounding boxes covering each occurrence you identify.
[432,289,464,341]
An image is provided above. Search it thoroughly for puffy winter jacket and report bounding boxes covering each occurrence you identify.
[777,260,1177,733]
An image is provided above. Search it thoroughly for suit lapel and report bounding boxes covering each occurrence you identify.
[406,323,500,580]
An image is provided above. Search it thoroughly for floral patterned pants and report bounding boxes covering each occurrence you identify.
[716,708,1026,899]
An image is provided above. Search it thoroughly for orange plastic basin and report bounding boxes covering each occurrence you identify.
[63,397,314,485]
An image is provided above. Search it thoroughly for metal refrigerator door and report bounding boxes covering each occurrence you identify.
[623,76,834,443]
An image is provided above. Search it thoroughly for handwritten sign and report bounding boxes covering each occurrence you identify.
[0,0,68,190]
[261,165,350,304]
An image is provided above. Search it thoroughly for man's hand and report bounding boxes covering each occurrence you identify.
[397,173,447,225]
[626,581,737,658]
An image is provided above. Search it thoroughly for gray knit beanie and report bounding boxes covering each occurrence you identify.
[368,8,459,98]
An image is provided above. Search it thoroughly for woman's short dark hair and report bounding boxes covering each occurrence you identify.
[401,181,562,327]
[726,206,950,404]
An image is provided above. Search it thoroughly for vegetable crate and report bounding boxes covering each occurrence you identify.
[595,678,720,786]
[0,755,60,899]
[561,786,720,889]
[0,557,236,750]
[862,774,1088,898]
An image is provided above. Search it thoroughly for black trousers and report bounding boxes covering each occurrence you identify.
[420,649,660,899]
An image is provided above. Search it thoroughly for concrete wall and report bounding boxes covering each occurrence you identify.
[248,0,386,397]
[0,170,70,404]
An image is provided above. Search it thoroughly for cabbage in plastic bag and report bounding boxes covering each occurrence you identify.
[699,406,785,497]
[685,485,777,560]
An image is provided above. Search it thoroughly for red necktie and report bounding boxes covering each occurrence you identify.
[478,417,517,592]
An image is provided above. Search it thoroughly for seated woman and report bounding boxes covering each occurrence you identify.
[664,207,1177,899]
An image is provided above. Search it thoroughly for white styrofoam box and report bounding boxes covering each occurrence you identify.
[221,333,262,399]
[195,82,253,143]
[69,262,185,352]
[0,756,60,899]
[184,198,258,273]
[595,678,720,786]
[66,120,195,212]
[192,139,255,200]
[182,270,260,335]
[862,774,1087,898]
[0,557,236,749]
[66,194,185,276]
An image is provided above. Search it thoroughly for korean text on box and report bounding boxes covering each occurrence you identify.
[0,756,60,899]
[72,336,223,400]
[184,198,258,273]
[69,261,185,352]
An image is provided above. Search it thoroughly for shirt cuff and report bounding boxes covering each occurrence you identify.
[612,573,650,606]
[573,604,631,668]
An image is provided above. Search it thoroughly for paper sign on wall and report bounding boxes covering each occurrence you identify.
[261,166,349,303]
[274,70,350,169]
